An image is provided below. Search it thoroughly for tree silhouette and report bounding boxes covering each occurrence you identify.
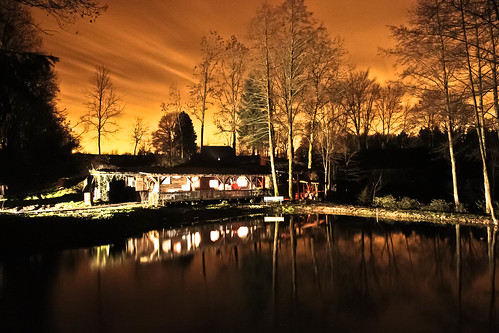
[9,0,106,26]
[80,65,124,155]
[130,116,148,156]
[152,111,197,165]
[189,31,222,151]
[0,52,79,189]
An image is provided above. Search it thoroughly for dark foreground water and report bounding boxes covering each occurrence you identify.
[1,215,498,332]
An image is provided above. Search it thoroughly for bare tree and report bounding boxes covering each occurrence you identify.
[304,26,346,172]
[0,0,41,52]
[316,102,346,197]
[189,31,222,152]
[248,2,280,196]
[11,0,107,26]
[454,0,496,220]
[375,81,405,145]
[388,0,465,208]
[80,65,124,155]
[131,116,148,156]
[336,69,380,150]
[274,0,316,199]
[213,35,249,152]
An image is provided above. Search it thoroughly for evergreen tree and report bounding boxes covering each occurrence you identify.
[237,77,268,155]
[152,111,197,165]
[175,111,197,160]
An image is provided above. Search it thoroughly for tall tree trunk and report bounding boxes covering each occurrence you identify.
[446,121,460,207]
[200,71,208,153]
[288,123,294,199]
[98,131,101,155]
[436,0,460,208]
[459,0,496,222]
[265,40,279,196]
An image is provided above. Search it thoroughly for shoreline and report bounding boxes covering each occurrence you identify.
[0,201,495,255]
[292,202,494,226]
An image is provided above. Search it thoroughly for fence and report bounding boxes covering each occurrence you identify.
[143,189,268,205]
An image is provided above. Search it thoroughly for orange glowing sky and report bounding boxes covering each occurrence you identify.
[34,0,415,154]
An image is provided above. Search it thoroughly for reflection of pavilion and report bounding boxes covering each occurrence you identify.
[89,215,326,268]
[119,219,265,264]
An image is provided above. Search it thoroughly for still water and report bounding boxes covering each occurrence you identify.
[0,215,498,332]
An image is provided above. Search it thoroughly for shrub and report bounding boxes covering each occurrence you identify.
[424,199,452,212]
[372,195,398,209]
[398,197,421,210]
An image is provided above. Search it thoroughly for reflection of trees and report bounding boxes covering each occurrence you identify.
[81,214,498,331]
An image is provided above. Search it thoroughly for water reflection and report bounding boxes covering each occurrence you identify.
[89,219,264,268]
[0,215,498,332]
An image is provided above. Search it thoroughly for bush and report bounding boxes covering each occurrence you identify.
[372,195,398,209]
[398,196,421,210]
[424,199,452,212]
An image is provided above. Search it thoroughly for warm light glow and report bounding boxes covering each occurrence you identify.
[209,180,219,188]
[174,242,182,253]
[210,230,220,242]
[35,0,409,154]
[237,177,248,188]
[181,184,190,191]
[194,180,200,188]
[194,232,201,247]
[162,239,171,252]
[237,226,249,238]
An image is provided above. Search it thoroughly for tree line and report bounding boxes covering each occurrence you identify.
[166,0,498,219]
[0,0,102,191]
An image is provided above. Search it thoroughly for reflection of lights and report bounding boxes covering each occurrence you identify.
[237,177,248,188]
[162,239,171,252]
[210,230,220,242]
[209,180,219,188]
[237,227,249,238]
[194,232,201,247]
[174,242,182,253]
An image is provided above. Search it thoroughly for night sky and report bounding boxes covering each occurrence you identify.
[34,0,415,154]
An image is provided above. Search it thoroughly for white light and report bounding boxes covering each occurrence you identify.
[194,181,200,188]
[209,180,219,188]
[194,232,201,247]
[237,227,249,238]
[174,242,182,253]
[237,177,248,188]
[181,184,190,191]
[210,230,220,242]
[162,240,171,252]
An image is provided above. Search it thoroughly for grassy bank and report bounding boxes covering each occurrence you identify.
[1,198,495,255]
[291,202,493,225]
[0,203,272,255]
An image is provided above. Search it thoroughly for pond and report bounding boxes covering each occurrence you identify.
[0,215,497,332]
